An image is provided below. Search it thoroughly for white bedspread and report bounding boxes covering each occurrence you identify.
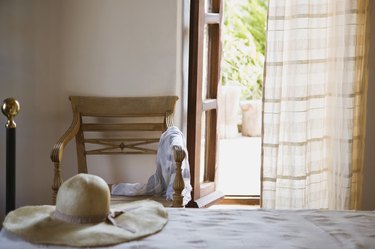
[1,208,375,248]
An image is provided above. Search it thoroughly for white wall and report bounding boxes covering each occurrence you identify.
[0,0,182,221]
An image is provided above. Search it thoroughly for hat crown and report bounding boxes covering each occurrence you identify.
[55,174,110,224]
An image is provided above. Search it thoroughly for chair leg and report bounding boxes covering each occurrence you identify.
[52,162,63,204]
[172,145,185,207]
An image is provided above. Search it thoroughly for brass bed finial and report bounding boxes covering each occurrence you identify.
[2,97,20,214]
[2,98,20,128]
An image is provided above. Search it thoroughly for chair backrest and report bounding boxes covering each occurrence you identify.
[69,96,179,174]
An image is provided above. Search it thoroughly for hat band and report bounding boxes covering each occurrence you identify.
[53,210,108,224]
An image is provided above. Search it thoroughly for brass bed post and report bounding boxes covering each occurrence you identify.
[2,98,20,214]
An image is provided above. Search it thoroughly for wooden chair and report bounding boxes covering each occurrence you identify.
[50,96,186,207]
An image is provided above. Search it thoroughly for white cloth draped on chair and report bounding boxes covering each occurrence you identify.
[262,0,369,209]
[112,126,192,206]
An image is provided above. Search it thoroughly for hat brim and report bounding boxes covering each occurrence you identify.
[3,200,168,247]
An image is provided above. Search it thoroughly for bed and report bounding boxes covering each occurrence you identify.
[1,207,375,248]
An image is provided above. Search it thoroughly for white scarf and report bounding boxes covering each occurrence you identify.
[111,126,192,205]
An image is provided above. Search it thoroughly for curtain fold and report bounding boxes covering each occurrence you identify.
[261,0,370,209]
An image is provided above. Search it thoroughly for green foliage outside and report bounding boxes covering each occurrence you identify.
[222,0,268,100]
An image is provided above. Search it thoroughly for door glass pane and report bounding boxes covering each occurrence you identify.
[205,0,212,12]
[202,24,209,100]
[200,112,206,183]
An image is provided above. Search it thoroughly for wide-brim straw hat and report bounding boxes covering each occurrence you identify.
[3,174,168,247]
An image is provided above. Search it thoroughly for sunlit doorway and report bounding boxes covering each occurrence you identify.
[216,0,268,204]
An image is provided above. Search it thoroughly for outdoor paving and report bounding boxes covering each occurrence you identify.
[217,136,261,196]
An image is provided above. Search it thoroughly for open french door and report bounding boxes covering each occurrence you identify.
[186,0,224,208]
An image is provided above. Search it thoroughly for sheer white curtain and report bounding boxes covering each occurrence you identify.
[261,0,369,209]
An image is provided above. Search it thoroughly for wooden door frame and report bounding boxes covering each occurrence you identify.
[186,0,224,208]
